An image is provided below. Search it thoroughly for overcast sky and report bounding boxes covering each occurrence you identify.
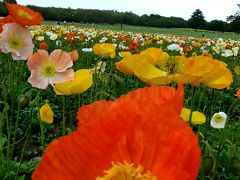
[17,0,240,22]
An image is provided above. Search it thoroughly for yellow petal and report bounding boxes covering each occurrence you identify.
[180,108,206,125]
[39,104,54,124]
[54,69,93,95]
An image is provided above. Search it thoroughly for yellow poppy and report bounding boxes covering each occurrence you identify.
[93,43,116,58]
[54,69,93,95]
[119,51,131,57]
[39,104,54,124]
[180,108,206,125]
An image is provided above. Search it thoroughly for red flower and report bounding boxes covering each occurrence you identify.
[32,84,200,180]
[66,32,76,44]
[184,46,192,52]
[5,2,43,26]
[0,15,15,32]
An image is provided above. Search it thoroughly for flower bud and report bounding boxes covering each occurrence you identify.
[230,157,240,176]
[201,156,214,174]
[18,96,29,108]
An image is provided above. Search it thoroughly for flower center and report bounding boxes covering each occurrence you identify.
[17,10,33,20]
[8,35,25,50]
[213,114,224,123]
[41,62,56,77]
[161,57,179,74]
[97,162,157,180]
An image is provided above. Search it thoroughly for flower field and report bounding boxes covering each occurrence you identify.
[0,3,240,180]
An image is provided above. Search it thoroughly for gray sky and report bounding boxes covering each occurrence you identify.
[17,0,240,22]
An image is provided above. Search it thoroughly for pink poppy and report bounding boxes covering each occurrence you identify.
[0,22,34,60]
[27,49,74,89]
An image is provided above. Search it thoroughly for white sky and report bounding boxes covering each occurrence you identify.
[16,0,240,22]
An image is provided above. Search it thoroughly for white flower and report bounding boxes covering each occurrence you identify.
[232,47,239,56]
[50,33,58,41]
[56,40,62,47]
[37,36,44,41]
[210,112,227,129]
[82,48,93,52]
[221,49,233,57]
[167,44,183,52]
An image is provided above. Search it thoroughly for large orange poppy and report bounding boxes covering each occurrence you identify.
[5,2,43,26]
[32,84,201,180]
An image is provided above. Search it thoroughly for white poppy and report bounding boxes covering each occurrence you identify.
[210,112,227,129]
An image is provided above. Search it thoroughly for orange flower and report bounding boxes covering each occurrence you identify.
[0,15,15,33]
[66,32,76,44]
[236,89,240,98]
[39,42,48,51]
[32,84,201,179]
[184,46,192,52]
[68,50,79,62]
[5,2,43,26]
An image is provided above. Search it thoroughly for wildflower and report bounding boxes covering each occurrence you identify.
[27,49,74,89]
[0,23,34,60]
[32,84,200,179]
[66,32,76,44]
[210,112,227,129]
[93,43,116,58]
[39,42,48,51]
[68,50,79,62]
[39,103,54,124]
[5,2,43,26]
[54,69,92,95]
[167,44,183,52]
[180,108,206,125]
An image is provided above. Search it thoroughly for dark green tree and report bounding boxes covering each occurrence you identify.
[227,4,240,33]
[188,9,205,30]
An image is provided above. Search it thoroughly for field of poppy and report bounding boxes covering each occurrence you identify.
[0,2,240,180]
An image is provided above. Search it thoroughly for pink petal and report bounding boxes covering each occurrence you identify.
[49,50,73,72]
[27,50,49,70]
[28,70,49,89]
[49,69,74,85]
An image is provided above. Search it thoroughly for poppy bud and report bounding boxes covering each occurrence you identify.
[230,157,240,176]
[201,156,214,174]
[18,96,29,108]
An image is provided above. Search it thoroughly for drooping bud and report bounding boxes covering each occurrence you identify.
[18,96,29,108]
[201,156,214,175]
[230,157,240,176]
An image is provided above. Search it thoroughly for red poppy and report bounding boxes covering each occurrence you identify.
[5,2,43,26]
[32,84,200,180]
[66,32,76,44]
[0,15,15,32]
[184,46,192,52]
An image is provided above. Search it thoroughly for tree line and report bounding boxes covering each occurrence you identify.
[0,1,238,32]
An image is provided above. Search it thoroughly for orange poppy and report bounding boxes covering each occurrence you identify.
[0,15,15,33]
[236,89,240,98]
[39,42,48,51]
[5,2,43,26]
[66,32,76,44]
[32,84,201,180]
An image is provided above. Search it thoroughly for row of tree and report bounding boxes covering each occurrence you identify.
[0,1,239,32]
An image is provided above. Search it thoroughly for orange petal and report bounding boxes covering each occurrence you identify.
[32,85,200,180]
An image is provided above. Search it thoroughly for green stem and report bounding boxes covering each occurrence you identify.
[189,86,197,126]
